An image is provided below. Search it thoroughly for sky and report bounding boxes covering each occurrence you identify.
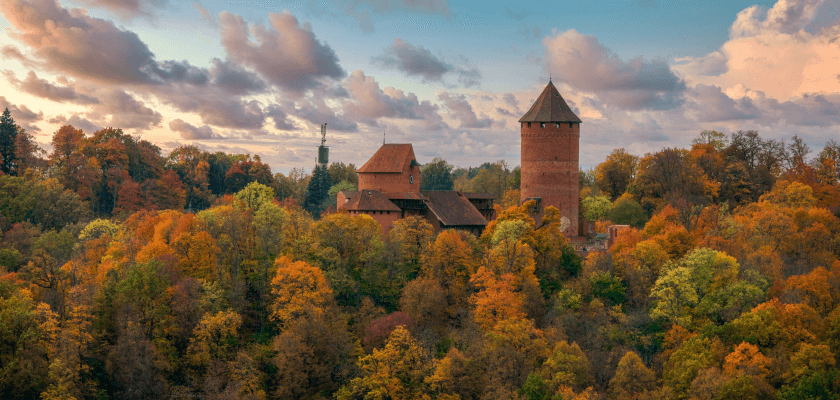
[1,0,839,173]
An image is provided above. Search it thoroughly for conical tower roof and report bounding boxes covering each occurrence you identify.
[519,81,581,123]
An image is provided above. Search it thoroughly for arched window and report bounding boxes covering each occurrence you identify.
[410,174,414,184]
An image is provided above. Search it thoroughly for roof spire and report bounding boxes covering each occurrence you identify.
[518,82,582,123]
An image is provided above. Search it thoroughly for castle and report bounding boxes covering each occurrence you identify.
[518,80,581,237]
[337,81,581,238]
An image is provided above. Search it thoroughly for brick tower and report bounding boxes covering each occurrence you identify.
[519,81,581,237]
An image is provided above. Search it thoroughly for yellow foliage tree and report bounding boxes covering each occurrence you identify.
[269,256,333,325]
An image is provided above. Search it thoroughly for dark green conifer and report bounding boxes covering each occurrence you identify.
[0,108,18,175]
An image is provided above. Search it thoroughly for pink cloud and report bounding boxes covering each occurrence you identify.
[219,10,345,93]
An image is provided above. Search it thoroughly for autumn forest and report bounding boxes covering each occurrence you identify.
[2,107,840,400]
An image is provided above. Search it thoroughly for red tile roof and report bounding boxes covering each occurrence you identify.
[338,190,401,212]
[385,192,427,200]
[519,81,582,123]
[357,144,418,173]
[422,191,488,227]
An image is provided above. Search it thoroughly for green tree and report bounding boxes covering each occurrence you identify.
[664,336,715,398]
[328,162,358,186]
[234,181,275,211]
[0,287,50,398]
[609,198,647,227]
[778,369,840,400]
[0,108,18,175]
[328,180,357,204]
[581,195,612,221]
[421,157,454,190]
[650,248,748,326]
[304,164,331,215]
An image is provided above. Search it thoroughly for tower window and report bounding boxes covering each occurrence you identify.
[410,174,413,184]
[527,122,531,127]
[569,123,574,128]
[555,123,560,128]
[540,122,545,128]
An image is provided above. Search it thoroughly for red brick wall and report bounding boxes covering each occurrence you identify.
[520,122,580,237]
[337,191,350,207]
[358,164,420,192]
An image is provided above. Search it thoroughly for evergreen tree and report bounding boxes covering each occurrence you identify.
[304,164,331,216]
[0,108,18,175]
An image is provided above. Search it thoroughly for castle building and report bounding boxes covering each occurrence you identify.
[337,144,493,235]
[335,81,583,238]
[519,81,581,237]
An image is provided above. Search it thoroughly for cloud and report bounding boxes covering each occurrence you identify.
[280,97,358,132]
[438,92,495,128]
[73,0,166,20]
[89,89,163,130]
[685,84,760,122]
[343,70,440,123]
[1,45,39,69]
[265,103,297,131]
[4,70,100,105]
[374,39,482,87]
[209,58,267,95]
[0,96,44,132]
[169,118,222,140]
[544,29,686,110]
[728,85,840,127]
[194,99,265,130]
[219,10,345,93]
[192,1,217,27]
[731,0,826,37]
[669,0,840,131]
[2,0,209,85]
[674,51,728,77]
[47,114,103,133]
[375,39,450,81]
[675,0,840,101]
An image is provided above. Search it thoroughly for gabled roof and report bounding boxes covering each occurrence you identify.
[357,144,418,173]
[422,191,488,226]
[338,190,358,200]
[519,81,582,123]
[385,192,426,200]
[338,190,401,212]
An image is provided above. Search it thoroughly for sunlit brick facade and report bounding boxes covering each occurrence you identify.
[519,81,582,237]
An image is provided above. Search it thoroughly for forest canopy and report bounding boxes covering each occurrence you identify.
[1,109,840,399]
